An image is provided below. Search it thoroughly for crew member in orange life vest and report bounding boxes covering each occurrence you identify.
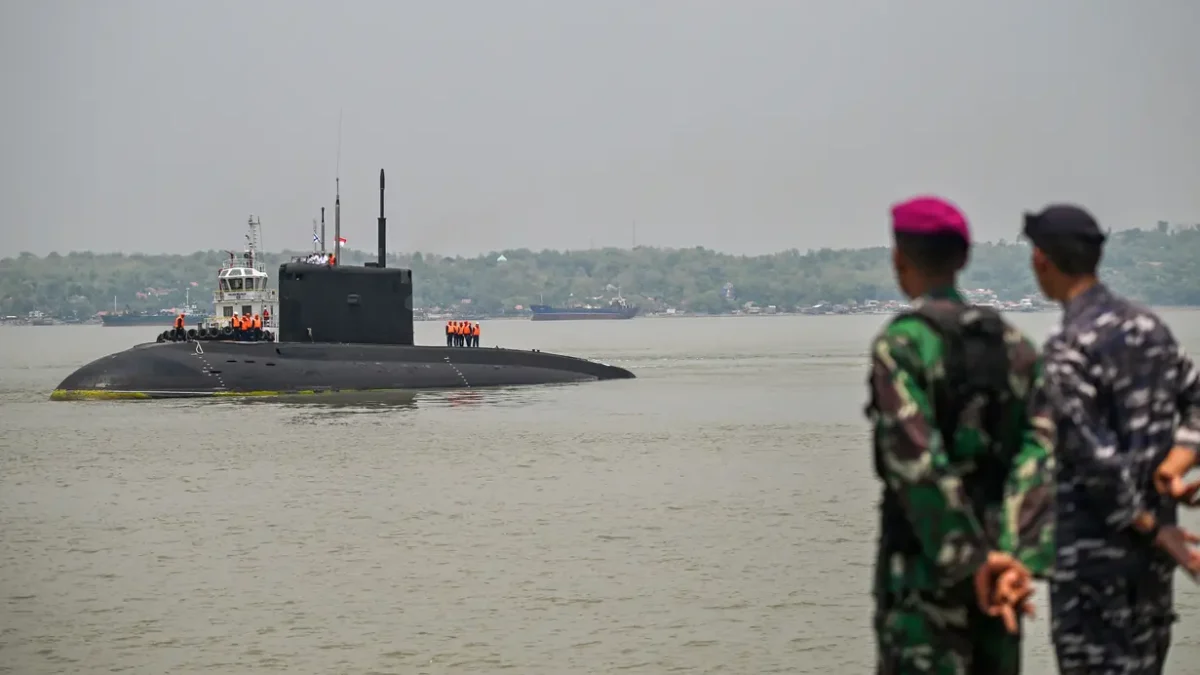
[470,321,480,347]
[174,313,186,340]
[455,320,465,347]
[446,320,454,347]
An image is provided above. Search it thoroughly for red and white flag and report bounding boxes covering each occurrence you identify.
[337,237,347,245]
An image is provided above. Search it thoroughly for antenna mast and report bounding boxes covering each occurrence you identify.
[246,215,262,268]
[333,109,343,266]
[377,168,386,267]
[320,207,326,254]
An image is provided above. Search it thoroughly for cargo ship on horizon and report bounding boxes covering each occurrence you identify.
[530,293,639,321]
[101,310,213,327]
[100,290,211,327]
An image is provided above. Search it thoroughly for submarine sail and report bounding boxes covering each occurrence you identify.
[52,168,634,400]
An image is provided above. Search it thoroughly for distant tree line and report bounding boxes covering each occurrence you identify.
[3,222,1198,318]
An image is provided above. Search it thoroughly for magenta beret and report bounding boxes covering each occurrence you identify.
[890,196,971,245]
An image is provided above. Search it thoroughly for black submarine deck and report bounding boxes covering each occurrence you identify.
[51,339,634,400]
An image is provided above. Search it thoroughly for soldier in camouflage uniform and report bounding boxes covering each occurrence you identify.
[1023,204,1200,675]
[867,196,1055,675]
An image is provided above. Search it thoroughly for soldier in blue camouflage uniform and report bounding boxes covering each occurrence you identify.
[868,196,1055,675]
[1023,204,1200,675]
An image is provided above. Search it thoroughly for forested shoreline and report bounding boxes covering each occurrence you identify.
[3,223,1197,318]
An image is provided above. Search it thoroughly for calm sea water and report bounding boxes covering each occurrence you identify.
[2,313,1199,674]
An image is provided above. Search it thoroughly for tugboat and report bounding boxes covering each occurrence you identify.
[154,216,279,342]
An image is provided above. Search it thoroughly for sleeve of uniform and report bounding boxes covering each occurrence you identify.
[999,338,1055,579]
[1045,338,1143,530]
[1174,345,1200,452]
[870,326,990,586]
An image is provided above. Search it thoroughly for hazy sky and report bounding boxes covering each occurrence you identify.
[2,0,1197,256]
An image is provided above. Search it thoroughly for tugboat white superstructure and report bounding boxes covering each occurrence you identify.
[150,215,279,343]
[212,216,278,329]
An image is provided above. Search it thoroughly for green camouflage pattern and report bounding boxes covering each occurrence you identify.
[876,600,1021,675]
[868,287,1055,674]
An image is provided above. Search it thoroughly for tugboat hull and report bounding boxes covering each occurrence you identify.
[51,340,633,400]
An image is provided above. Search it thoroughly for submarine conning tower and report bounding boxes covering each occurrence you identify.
[277,168,416,346]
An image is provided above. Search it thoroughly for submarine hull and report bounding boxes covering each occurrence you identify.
[51,341,634,400]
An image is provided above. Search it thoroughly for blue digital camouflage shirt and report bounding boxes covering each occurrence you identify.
[1032,283,1200,576]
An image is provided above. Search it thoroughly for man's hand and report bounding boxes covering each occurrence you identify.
[990,567,1035,634]
[1155,525,1200,579]
[973,551,1032,634]
[1155,447,1200,505]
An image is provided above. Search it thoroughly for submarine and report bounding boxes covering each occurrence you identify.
[51,169,635,401]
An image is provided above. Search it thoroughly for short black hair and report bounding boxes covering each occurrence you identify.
[1034,235,1103,276]
[894,232,969,276]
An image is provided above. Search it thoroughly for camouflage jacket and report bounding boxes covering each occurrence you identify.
[868,287,1056,597]
[1033,283,1200,576]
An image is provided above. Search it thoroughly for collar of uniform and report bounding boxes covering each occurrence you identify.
[1061,282,1110,323]
[909,286,963,310]
[925,286,964,302]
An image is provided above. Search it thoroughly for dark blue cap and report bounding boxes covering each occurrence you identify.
[1022,204,1107,247]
